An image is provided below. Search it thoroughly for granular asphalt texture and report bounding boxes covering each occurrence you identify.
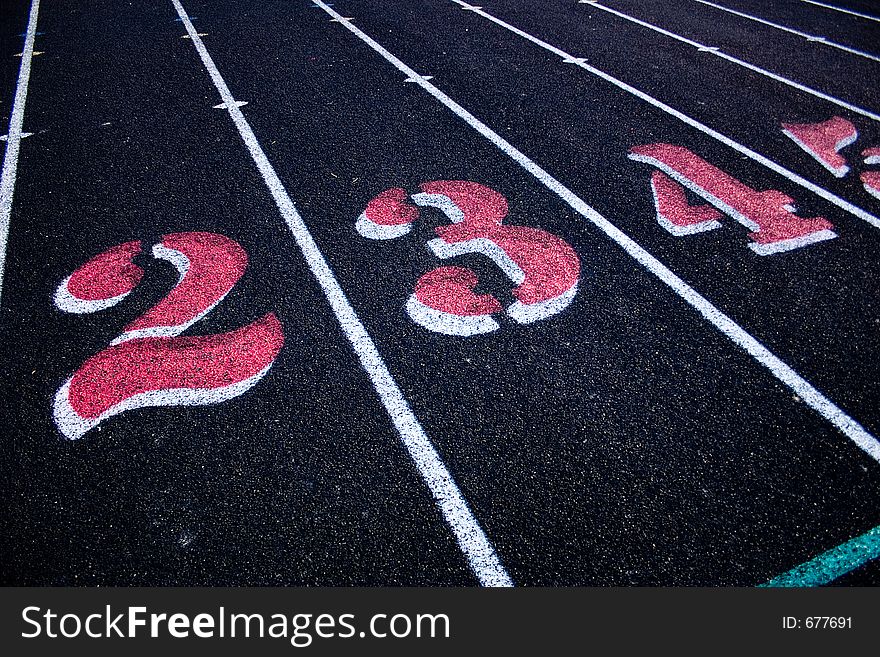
[1,0,879,586]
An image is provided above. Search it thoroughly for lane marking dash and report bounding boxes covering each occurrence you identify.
[694,0,880,64]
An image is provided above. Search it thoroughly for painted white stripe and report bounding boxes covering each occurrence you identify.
[801,0,880,23]
[170,0,512,587]
[0,0,41,305]
[692,0,880,63]
[0,132,33,141]
[313,0,880,464]
[453,1,880,229]
[355,211,412,239]
[581,1,880,122]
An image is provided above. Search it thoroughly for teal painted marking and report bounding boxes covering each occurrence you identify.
[761,525,880,587]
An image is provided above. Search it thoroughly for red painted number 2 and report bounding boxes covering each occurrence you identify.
[356,181,581,336]
[53,232,284,440]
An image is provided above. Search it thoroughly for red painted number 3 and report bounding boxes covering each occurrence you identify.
[356,181,581,336]
[53,232,285,440]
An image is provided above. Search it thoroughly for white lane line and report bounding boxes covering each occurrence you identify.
[801,0,880,24]
[312,0,880,465]
[0,0,41,305]
[170,0,513,588]
[692,0,880,63]
[580,1,880,123]
[456,1,880,229]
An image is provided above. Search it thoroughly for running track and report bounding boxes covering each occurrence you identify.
[1,0,879,586]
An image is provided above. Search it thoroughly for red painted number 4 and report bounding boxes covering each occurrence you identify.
[630,143,836,255]
[53,232,285,440]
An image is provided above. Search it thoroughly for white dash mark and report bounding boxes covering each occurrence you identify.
[0,132,32,141]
